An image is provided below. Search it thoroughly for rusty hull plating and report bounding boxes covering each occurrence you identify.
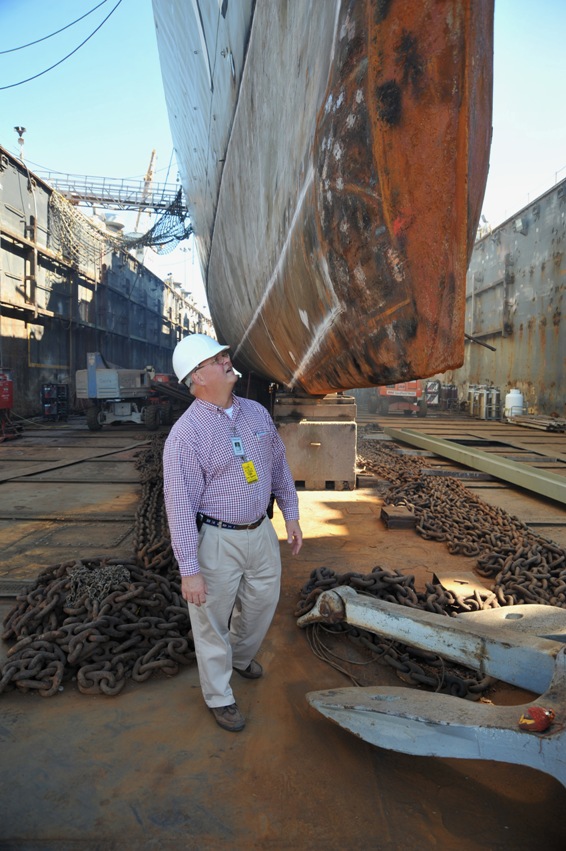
[206,0,494,394]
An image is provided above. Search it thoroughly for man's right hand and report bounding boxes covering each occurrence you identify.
[181,573,208,607]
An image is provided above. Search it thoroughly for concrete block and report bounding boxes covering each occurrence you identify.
[278,420,357,490]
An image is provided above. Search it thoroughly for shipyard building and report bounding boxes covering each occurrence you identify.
[0,144,211,418]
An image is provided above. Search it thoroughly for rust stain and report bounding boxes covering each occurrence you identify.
[303,0,493,391]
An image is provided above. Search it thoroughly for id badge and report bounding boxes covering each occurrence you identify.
[231,437,245,456]
[242,460,259,483]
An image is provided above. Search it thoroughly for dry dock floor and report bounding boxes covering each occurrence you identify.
[1,413,566,850]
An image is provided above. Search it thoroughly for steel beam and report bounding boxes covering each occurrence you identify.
[384,427,566,505]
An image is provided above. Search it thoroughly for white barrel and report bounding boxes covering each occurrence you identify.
[504,388,524,417]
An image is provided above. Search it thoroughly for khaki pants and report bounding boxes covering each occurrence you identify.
[187,517,281,707]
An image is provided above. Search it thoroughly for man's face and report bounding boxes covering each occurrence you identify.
[191,350,237,390]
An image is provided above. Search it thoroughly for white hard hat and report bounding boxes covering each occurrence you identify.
[172,334,230,383]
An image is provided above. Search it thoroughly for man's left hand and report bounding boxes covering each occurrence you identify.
[285,520,303,556]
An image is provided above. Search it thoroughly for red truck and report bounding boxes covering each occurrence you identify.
[366,380,429,417]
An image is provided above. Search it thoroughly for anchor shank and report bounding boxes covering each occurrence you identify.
[299,587,562,693]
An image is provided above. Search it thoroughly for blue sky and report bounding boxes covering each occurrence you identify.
[0,0,173,178]
[481,0,566,223]
[1,0,565,302]
[0,0,205,306]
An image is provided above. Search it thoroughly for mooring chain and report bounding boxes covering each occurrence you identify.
[295,564,498,699]
[0,555,195,697]
[296,434,566,698]
[357,437,566,608]
[0,436,193,698]
[133,435,176,580]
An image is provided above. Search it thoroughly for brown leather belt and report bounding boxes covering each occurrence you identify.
[197,513,266,531]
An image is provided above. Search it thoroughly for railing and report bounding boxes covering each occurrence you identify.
[35,172,184,213]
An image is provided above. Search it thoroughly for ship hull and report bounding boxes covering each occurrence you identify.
[153,0,494,394]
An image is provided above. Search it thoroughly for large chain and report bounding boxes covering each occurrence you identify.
[296,565,496,699]
[133,434,176,579]
[0,557,194,697]
[358,435,566,607]
[0,559,195,697]
[1,436,193,698]
[296,432,566,698]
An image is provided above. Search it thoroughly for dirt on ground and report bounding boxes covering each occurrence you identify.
[1,422,565,849]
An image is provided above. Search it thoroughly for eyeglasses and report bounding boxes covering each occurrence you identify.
[192,351,231,372]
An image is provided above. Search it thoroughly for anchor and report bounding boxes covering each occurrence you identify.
[297,586,566,788]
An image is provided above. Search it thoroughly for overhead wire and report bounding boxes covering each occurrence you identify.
[20,156,174,183]
[0,0,124,91]
[0,0,110,55]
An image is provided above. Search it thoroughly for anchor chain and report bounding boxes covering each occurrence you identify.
[133,434,177,581]
[295,565,496,699]
[296,433,566,698]
[1,436,193,697]
[357,437,566,608]
[0,557,194,697]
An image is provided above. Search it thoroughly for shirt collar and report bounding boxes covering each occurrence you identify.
[194,394,239,416]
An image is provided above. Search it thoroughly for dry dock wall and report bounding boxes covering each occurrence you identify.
[445,178,566,416]
[0,146,205,417]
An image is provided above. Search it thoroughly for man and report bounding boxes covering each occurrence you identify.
[163,334,302,732]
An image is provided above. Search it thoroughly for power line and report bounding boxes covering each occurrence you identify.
[0,0,124,91]
[0,0,110,55]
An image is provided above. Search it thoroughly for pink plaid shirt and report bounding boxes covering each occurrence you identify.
[163,395,299,576]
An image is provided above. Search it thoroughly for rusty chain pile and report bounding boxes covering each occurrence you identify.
[296,433,566,699]
[1,437,193,698]
[358,436,566,608]
[0,557,193,697]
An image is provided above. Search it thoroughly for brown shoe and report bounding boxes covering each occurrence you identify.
[233,659,263,679]
[210,703,245,732]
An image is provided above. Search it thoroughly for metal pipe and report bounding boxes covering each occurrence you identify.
[464,333,497,351]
